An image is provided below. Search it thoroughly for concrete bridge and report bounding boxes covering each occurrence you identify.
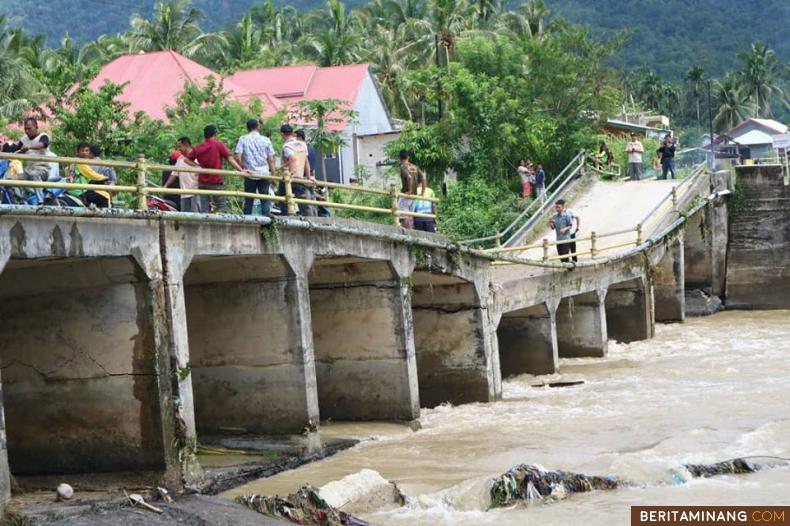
[0,164,784,509]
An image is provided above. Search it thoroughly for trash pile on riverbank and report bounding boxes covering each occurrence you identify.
[236,486,371,526]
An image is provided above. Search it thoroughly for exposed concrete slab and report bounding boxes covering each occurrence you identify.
[497,302,558,376]
[726,165,790,308]
[555,291,608,358]
[605,277,655,343]
[654,235,685,322]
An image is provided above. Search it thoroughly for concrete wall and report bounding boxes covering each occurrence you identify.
[309,258,419,421]
[497,303,558,376]
[684,211,712,290]
[555,291,608,358]
[654,236,685,322]
[0,258,166,475]
[605,277,655,343]
[726,165,790,308]
[184,255,317,435]
[411,275,491,407]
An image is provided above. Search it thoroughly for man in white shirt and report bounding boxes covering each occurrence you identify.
[626,133,645,181]
[235,119,276,215]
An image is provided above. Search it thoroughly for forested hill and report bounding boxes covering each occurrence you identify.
[1,0,788,78]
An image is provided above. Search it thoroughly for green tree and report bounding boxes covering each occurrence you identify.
[737,42,787,118]
[712,73,756,131]
[685,65,705,125]
[127,0,228,63]
[294,98,357,180]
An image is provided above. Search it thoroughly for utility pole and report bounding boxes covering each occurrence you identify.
[707,80,715,170]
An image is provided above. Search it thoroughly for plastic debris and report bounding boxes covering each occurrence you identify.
[126,492,164,514]
[489,457,784,509]
[237,485,372,526]
[56,483,74,501]
[490,464,620,508]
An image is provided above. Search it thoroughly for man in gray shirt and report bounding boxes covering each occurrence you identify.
[549,199,580,263]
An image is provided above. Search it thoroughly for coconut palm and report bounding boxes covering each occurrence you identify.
[685,65,705,125]
[0,19,44,118]
[127,0,227,63]
[737,42,786,118]
[713,73,756,131]
[300,0,363,66]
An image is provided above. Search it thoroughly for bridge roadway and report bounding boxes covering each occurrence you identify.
[0,169,729,504]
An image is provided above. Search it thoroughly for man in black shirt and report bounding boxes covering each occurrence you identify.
[656,135,677,180]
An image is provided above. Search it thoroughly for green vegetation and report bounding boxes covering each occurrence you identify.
[0,0,787,240]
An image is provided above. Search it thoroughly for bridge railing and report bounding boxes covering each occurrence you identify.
[0,152,438,226]
[484,162,709,263]
[584,155,622,179]
[460,151,587,249]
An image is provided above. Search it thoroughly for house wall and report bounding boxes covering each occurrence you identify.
[354,132,401,186]
[340,72,393,183]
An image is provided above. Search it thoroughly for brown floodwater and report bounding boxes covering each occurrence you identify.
[223,310,790,524]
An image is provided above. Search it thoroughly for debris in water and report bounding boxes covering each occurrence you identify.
[237,485,372,526]
[489,457,785,509]
[56,483,74,501]
[531,380,585,388]
[490,464,620,507]
[319,469,406,514]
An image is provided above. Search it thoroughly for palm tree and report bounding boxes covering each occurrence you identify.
[713,73,756,131]
[0,18,44,119]
[737,42,786,118]
[127,0,227,63]
[685,65,705,125]
[300,0,362,66]
[524,0,549,38]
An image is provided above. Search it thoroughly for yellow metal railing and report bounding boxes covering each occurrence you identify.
[0,152,438,225]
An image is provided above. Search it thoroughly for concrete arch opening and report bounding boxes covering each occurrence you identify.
[555,291,608,358]
[308,256,419,422]
[604,277,655,343]
[183,255,318,440]
[411,272,491,407]
[0,256,168,480]
[496,303,558,377]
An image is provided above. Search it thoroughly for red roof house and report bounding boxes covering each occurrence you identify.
[87,50,282,120]
[229,64,393,181]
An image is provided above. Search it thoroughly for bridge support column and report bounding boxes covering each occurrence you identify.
[555,291,608,357]
[605,277,655,343]
[0,251,10,511]
[309,258,419,421]
[496,302,558,376]
[654,236,686,322]
[412,275,497,407]
[180,254,320,437]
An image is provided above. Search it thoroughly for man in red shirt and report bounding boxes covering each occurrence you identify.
[185,124,245,213]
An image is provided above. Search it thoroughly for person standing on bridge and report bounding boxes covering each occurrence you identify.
[657,135,677,180]
[549,199,580,263]
[626,133,644,181]
[281,124,316,216]
[235,118,276,216]
[184,125,246,213]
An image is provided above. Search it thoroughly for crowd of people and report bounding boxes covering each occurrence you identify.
[0,117,336,215]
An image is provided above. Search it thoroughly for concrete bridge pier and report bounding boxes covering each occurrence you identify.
[411,255,500,407]
[653,235,685,322]
[555,290,608,357]
[307,254,420,421]
[0,218,178,491]
[496,300,559,377]
[605,276,655,343]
